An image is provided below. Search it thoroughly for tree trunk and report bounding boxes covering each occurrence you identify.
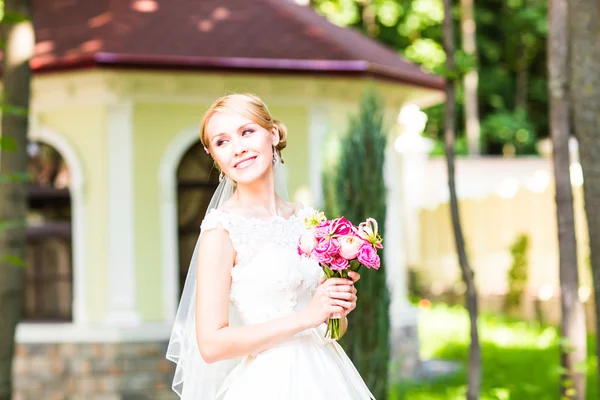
[568,0,600,394]
[548,0,587,398]
[460,0,481,155]
[515,49,529,111]
[0,1,33,399]
[442,0,481,399]
[515,0,541,112]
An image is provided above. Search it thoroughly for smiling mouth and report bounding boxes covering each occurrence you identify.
[234,156,257,169]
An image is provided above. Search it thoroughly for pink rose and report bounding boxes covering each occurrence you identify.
[329,238,341,255]
[312,238,339,264]
[298,231,318,256]
[331,217,353,236]
[330,255,349,271]
[312,249,332,264]
[357,244,380,269]
[314,222,331,239]
[338,235,364,260]
[314,238,340,256]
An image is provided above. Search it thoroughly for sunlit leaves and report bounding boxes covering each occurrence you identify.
[404,38,446,71]
[397,0,443,36]
[311,0,550,155]
[507,0,525,9]
[313,0,360,26]
[412,0,443,22]
[376,0,403,27]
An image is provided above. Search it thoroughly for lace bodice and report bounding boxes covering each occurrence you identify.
[199,204,324,325]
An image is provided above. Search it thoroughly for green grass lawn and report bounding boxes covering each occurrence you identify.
[391,303,598,400]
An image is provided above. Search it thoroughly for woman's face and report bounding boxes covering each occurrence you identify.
[205,111,279,185]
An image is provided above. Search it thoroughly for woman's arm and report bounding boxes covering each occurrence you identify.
[195,227,312,363]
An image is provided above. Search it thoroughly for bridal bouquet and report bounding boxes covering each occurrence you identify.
[297,209,383,339]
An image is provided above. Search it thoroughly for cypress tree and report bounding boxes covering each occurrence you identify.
[324,90,391,399]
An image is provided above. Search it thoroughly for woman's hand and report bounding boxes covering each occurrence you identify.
[301,278,353,328]
[325,271,360,317]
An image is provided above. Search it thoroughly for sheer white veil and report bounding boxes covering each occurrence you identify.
[166,152,288,399]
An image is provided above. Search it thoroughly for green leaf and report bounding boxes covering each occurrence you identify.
[564,387,577,397]
[323,264,334,279]
[574,360,588,373]
[2,255,25,267]
[432,64,460,80]
[0,103,28,116]
[0,172,29,183]
[0,219,26,232]
[349,259,361,272]
[454,50,478,74]
[1,11,29,24]
[0,136,17,151]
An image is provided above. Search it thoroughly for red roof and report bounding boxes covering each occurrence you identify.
[29,0,443,89]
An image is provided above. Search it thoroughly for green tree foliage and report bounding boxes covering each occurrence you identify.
[505,233,530,312]
[311,0,549,155]
[324,91,391,399]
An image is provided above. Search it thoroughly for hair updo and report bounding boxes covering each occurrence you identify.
[200,93,288,163]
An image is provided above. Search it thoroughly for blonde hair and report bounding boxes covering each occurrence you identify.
[200,93,288,163]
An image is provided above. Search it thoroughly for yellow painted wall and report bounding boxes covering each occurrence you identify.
[267,105,309,203]
[132,103,206,321]
[30,70,441,325]
[37,106,108,323]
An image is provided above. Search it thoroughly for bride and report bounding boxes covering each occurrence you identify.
[166,93,375,399]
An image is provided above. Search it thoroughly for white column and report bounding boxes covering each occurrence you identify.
[308,104,328,208]
[395,106,434,270]
[104,102,140,326]
[384,142,413,323]
[386,105,435,379]
[160,173,178,325]
[159,126,201,325]
[70,180,87,325]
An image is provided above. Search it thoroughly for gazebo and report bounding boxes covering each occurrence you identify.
[13,0,444,397]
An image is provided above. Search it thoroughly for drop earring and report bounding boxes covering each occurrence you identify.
[219,171,225,182]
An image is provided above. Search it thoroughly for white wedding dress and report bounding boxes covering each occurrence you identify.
[199,204,375,400]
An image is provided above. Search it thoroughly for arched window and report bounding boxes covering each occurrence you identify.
[177,141,219,295]
[24,141,72,321]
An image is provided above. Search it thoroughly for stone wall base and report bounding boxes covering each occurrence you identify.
[389,305,421,381]
[14,322,423,399]
[13,342,177,400]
